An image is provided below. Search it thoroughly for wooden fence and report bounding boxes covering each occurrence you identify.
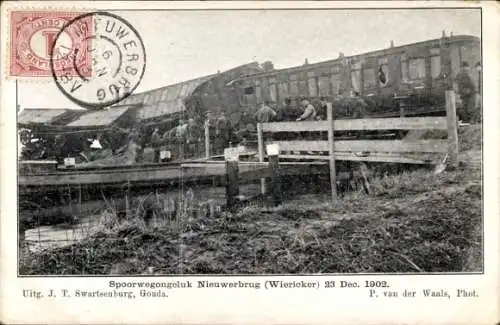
[256,90,459,200]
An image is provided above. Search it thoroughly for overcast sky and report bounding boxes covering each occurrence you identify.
[19,8,480,110]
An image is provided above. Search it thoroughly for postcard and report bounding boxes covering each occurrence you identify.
[1,1,498,324]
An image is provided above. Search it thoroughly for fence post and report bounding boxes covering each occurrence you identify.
[327,104,337,201]
[225,147,240,210]
[267,144,282,206]
[204,121,210,159]
[257,123,266,194]
[445,90,459,168]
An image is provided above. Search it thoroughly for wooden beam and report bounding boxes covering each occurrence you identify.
[261,117,448,133]
[257,123,266,194]
[268,152,282,206]
[271,139,448,153]
[205,121,210,159]
[334,153,435,164]
[272,140,329,152]
[225,148,240,210]
[262,121,328,132]
[445,90,459,167]
[327,104,337,200]
[278,153,436,164]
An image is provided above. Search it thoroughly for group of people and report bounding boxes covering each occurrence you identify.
[252,97,336,125]
[149,118,204,161]
[124,64,481,163]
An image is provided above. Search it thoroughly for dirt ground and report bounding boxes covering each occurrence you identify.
[19,125,482,275]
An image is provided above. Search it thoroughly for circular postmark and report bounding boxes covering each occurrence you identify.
[50,11,146,109]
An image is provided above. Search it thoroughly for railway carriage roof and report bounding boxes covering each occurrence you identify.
[112,62,262,121]
[234,35,480,81]
[125,74,216,121]
[65,106,131,127]
[18,109,73,126]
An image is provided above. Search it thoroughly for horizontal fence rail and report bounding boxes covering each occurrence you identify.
[260,116,448,133]
[270,139,448,154]
[256,90,459,200]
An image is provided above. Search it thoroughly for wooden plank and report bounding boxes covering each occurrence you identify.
[445,90,459,167]
[278,154,435,164]
[205,122,210,159]
[272,140,329,152]
[181,162,269,168]
[335,117,448,131]
[335,139,448,153]
[271,139,448,153]
[19,161,333,189]
[279,154,330,160]
[261,117,448,133]
[327,104,337,200]
[225,150,240,210]
[334,153,434,164]
[262,121,328,132]
[268,153,282,206]
[239,163,328,181]
[257,123,266,194]
[20,160,58,165]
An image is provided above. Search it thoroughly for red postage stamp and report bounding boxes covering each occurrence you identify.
[9,11,93,78]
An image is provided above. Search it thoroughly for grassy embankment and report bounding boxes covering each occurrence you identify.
[19,125,482,275]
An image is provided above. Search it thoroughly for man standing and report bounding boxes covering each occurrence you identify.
[253,101,277,124]
[296,99,316,121]
[151,127,161,162]
[186,118,201,158]
[455,61,478,123]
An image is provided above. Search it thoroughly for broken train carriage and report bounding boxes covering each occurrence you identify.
[18,33,480,168]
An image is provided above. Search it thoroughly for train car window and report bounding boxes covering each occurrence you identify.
[401,58,409,82]
[255,85,262,103]
[289,80,299,96]
[408,58,426,79]
[331,66,341,74]
[431,55,441,78]
[330,74,341,95]
[308,77,317,96]
[278,82,289,99]
[351,69,361,93]
[307,77,318,96]
[269,83,277,102]
[240,83,257,106]
[244,86,255,95]
[318,76,330,96]
[298,80,307,95]
[378,64,389,86]
[362,68,376,88]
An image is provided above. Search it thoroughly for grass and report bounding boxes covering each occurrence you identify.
[19,125,482,275]
[19,167,482,275]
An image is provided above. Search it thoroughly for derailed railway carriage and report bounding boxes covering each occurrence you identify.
[229,33,480,121]
[18,33,481,217]
[18,33,481,169]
